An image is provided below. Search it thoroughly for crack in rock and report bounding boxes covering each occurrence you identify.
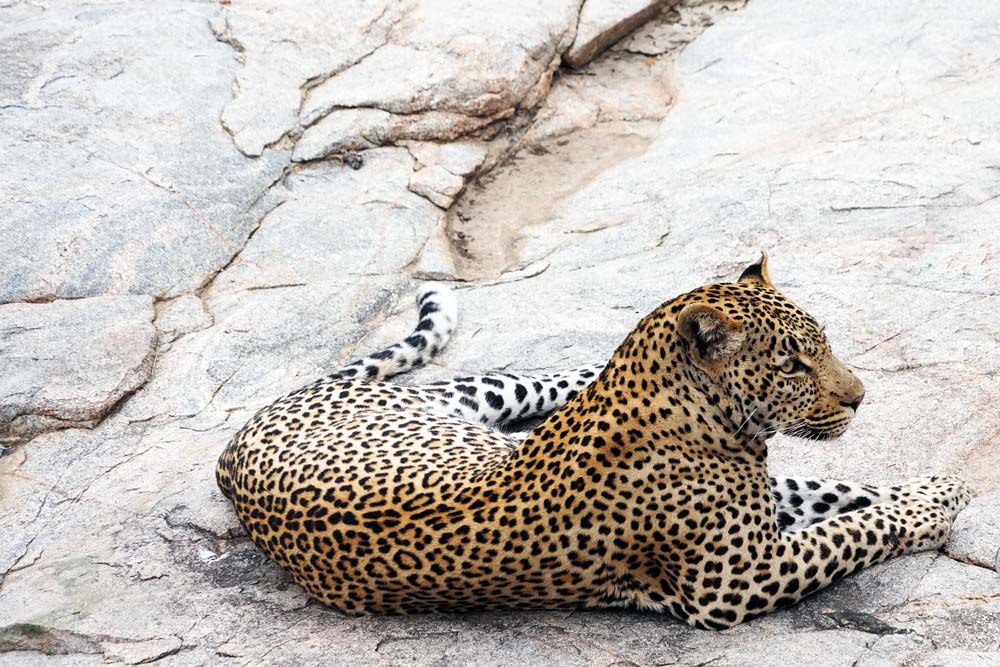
[824,610,912,636]
[942,548,999,573]
[564,0,668,68]
[437,0,746,280]
[0,624,185,664]
[0,296,158,448]
[195,189,290,299]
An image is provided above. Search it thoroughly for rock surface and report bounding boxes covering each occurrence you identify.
[947,492,1000,572]
[2,0,999,665]
[0,296,156,445]
[409,164,466,208]
[0,0,288,303]
[224,0,582,163]
[564,0,666,68]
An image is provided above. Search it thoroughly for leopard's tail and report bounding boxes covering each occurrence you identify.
[216,284,457,502]
[327,283,458,382]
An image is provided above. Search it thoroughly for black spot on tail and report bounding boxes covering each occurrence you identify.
[404,334,427,350]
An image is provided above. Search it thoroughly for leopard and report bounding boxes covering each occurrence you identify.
[216,255,970,629]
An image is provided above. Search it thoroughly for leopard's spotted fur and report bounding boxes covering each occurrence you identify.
[216,257,969,628]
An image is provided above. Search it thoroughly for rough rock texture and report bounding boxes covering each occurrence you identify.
[296,1,579,128]
[222,0,581,164]
[0,1,288,303]
[947,492,1000,572]
[2,0,999,665]
[403,140,489,177]
[211,1,399,157]
[618,0,747,57]
[564,0,666,68]
[409,165,466,208]
[291,107,504,164]
[0,296,156,445]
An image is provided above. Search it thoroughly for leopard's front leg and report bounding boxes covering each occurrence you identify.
[770,475,971,531]
[675,495,962,629]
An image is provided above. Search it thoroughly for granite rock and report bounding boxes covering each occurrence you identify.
[409,164,466,208]
[564,0,666,68]
[0,1,288,303]
[0,296,155,445]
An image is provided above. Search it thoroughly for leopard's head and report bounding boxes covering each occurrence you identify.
[675,255,865,441]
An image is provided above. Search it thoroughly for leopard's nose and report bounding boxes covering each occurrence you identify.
[837,368,865,412]
[841,392,864,412]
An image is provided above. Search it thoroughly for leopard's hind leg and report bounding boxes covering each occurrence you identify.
[425,365,605,427]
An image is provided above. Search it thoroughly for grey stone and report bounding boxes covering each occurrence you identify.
[212,1,401,158]
[153,295,213,348]
[408,164,466,208]
[205,148,438,297]
[564,0,665,68]
[403,139,489,176]
[288,0,579,158]
[947,492,1000,572]
[291,108,393,160]
[413,216,461,281]
[292,107,507,163]
[218,0,586,160]
[100,636,182,665]
[299,1,580,120]
[616,0,749,57]
[0,296,155,445]
[0,1,289,304]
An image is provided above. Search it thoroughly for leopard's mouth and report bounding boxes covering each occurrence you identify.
[783,416,852,441]
[745,408,854,441]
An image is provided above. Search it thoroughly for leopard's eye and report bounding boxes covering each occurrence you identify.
[779,358,810,375]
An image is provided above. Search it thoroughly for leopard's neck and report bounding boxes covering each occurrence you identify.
[505,327,768,484]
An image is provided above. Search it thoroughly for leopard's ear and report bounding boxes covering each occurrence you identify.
[738,252,772,287]
[677,304,745,370]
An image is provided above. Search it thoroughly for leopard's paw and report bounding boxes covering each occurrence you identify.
[891,475,972,521]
